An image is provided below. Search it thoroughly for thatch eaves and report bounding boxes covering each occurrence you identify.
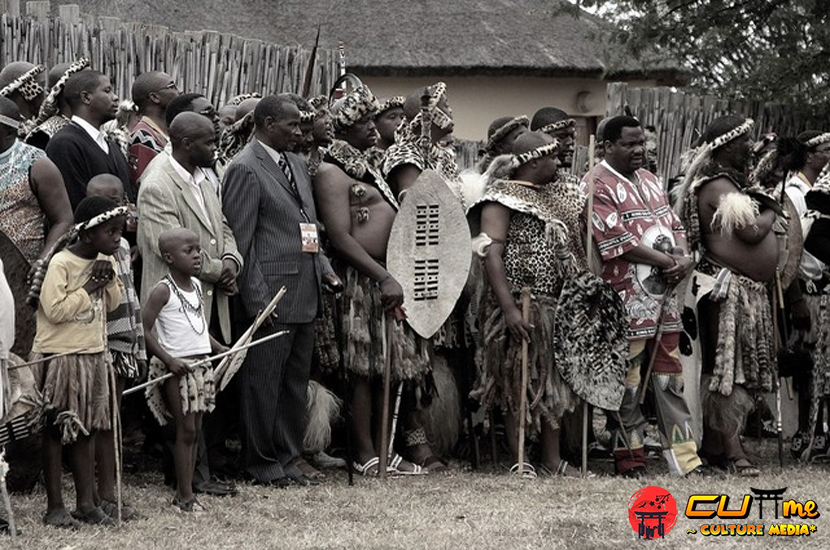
[53,0,688,83]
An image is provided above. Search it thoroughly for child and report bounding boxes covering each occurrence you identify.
[86,174,146,521]
[143,227,226,512]
[30,196,126,528]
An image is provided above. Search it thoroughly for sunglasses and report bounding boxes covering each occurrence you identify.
[151,82,178,94]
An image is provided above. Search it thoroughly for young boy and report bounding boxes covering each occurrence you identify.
[86,174,146,520]
[142,227,226,512]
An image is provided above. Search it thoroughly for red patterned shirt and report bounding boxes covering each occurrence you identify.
[581,161,684,340]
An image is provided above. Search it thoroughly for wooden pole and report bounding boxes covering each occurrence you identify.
[378,316,393,480]
[516,287,531,475]
[582,135,597,477]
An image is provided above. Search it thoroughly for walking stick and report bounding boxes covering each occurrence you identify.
[331,296,354,486]
[774,267,787,468]
[378,315,393,480]
[108,359,122,527]
[582,135,597,478]
[8,348,89,370]
[516,288,531,475]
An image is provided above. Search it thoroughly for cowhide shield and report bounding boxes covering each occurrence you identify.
[553,271,628,411]
[778,194,803,290]
[0,230,35,357]
[0,354,45,447]
[386,169,472,339]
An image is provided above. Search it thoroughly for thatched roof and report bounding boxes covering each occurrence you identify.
[54,0,687,82]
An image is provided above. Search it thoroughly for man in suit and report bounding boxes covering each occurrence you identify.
[45,70,134,208]
[137,112,242,496]
[222,94,342,486]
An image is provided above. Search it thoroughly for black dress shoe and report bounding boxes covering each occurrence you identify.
[193,479,238,496]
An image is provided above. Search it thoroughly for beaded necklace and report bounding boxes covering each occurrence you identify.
[165,274,206,335]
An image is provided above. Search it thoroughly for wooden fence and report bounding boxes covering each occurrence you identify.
[606,82,830,180]
[0,0,338,107]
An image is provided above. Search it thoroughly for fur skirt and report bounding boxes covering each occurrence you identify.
[146,356,215,426]
[472,292,580,435]
[342,267,432,381]
[31,351,112,442]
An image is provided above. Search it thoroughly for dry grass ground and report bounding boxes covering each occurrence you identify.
[6,438,830,550]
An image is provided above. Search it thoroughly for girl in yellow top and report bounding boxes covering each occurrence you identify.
[30,196,126,529]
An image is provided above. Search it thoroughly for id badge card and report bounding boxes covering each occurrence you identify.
[300,222,319,253]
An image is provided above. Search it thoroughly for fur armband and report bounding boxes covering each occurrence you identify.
[711,193,759,237]
[472,232,494,257]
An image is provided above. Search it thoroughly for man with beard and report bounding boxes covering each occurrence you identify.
[313,85,428,475]
[45,70,133,208]
[584,115,707,478]
[470,131,585,476]
[676,115,779,476]
[531,107,579,188]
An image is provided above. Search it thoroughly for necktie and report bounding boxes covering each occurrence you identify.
[277,152,300,198]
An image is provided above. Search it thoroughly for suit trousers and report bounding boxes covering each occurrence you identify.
[241,321,314,482]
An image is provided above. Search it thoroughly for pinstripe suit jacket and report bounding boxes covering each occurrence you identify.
[136,151,242,342]
[221,139,332,324]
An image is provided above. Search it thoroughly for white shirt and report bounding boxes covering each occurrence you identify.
[785,172,825,281]
[71,115,109,154]
[257,139,286,168]
[170,156,213,232]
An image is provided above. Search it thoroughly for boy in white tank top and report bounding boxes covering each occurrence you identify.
[142,227,227,512]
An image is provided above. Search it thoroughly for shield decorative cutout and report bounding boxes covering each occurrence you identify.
[386,169,472,339]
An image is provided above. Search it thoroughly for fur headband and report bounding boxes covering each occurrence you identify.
[515,140,560,167]
[0,64,45,101]
[805,133,830,149]
[708,118,754,150]
[378,95,405,114]
[77,206,129,232]
[0,114,20,130]
[537,118,576,135]
[332,85,379,132]
[308,95,328,110]
[484,116,529,154]
[35,58,90,125]
[229,92,261,106]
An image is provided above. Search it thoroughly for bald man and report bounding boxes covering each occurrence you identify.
[137,112,242,496]
[129,71,180,187]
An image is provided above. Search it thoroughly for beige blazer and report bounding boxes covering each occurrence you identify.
[137,151,242,342]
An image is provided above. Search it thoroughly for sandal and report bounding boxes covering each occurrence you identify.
[42,508,81,530]
[291,457,326,479]
[352,456,382,477]
[508,462,537,478]
[172,496,207,513]
[539,460,594,478]
[727,459,761,478]
[389,453,427,475]
[100,498,147,522]
[72,506,116,526]
[414,455,451,473]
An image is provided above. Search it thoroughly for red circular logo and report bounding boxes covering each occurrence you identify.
[628,486,678,539]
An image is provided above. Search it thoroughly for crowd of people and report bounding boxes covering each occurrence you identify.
[0,56,828,533]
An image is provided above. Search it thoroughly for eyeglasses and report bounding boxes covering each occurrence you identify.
[151,82,178,94]
[199,107,218,119]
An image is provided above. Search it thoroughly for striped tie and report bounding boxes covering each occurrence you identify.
[277,152,300,198]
